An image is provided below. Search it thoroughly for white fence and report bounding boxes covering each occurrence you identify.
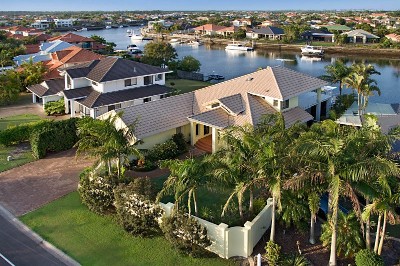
[159,198,273,259]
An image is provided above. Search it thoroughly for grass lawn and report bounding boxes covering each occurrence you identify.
[0,144,35,172]
[166,79,211,94]
[0,114,42,131]
[20,192,236,266]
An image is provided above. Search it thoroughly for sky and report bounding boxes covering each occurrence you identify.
[1,0,400,11]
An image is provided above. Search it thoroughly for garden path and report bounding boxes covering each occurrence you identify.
[0,149,93,216]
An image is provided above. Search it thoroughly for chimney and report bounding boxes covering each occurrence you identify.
[133,67,136,72]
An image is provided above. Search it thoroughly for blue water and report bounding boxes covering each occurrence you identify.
[78,27,400,104]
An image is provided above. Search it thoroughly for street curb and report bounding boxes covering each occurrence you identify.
[0,204,80,266]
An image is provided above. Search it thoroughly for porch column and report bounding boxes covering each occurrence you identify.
[316,88,322,121]
[190,122,195,146]
[70,100,75,118]
[212,127,218,153]
[32,93,36,103]
[64,99,69,114]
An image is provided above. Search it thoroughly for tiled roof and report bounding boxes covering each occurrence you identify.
[282,107,314,128]
[86,57,170,82]
[217,26,239,33]
[119,92,195,139]
[189,108,233,129]
[27,83,47,97]
[24,44,40,54]
[55,46,103,64]
[63,86,94,99]
[64,60,100,78]
[344,29,380,39]
[194,24,226,32]
[218,94,244,115]
[251,26,285,35]
[48,33,95,43]
[27,78,64,97]
[79,84,171,108]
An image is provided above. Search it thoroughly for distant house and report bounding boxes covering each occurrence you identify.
[323,24,352,33]
[216,26,240,37]
[102,66,330,153]
[246,26,285,40]
[232,19,252,27]
[47,33,105,52]
[342,29,380,44]
[193,24,226,36]
[385,33,400,43]
[27,58,172,118]
[302,29,334,42]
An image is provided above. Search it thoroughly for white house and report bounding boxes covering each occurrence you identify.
[103,66,330,153]
[27,57,172,118]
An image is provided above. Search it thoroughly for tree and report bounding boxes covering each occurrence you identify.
[19,59,46,90]
[90,34,107,44]
[343,63,381,115]
[75,112,141,178]
[157,158,208,217]
[336,18,346,25]
[320,60,351,96]
[142,42,177,67]
[232,28,247,40]
[178,56,201,72]
[0,70,21,105]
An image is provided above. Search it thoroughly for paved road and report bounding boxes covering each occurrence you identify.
[0,214,68,266]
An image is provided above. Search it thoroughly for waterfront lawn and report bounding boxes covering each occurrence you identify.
[20,192,235,266]
[166,79,210,94]
[0,114,41,130]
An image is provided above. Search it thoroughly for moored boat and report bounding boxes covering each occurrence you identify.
[301,45,324,56]
[225,40,253,51]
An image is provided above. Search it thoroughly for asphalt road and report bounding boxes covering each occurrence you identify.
[0,215,69,266]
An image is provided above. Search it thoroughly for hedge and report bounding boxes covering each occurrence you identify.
[30,118,79,159]
[0,120,51,146]
[44,99,65,116]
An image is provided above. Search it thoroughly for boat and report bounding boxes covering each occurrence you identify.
[301,45,324,56]
[127,44,142,54]
[188,39,203,46]
[207,74,225,81]
[225,40,253,51]
[169,38,180,44]
[105,25,112,29]
[130,30,143,40]
[81,27,88,31]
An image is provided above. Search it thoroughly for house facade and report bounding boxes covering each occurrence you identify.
[103,66,330,153]
[27,57,172,119]
[342,29,380,44]
[246,26,285,40]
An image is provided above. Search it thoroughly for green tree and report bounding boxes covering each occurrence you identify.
[232,28,247,40]
[142,42,177,67]
[19,59,46,90]
[320,60,351,96]
[157,158,208,216]
[177,55,201,72]
[90,34,107,44]
[0,70,21,105]
[75,112,141,178]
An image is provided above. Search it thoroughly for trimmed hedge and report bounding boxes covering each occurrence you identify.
[30,118,79,159]
[44,99,65,116]
[0,120,51,146]
[146,140,180,162]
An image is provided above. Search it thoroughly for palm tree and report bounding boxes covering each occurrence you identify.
[157,158,208,217]
[320,60,351,96]
[75,112,140,178]
[343,63,381,115]
[293,120,397,266]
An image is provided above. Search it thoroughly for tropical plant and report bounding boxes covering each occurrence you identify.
[157,158,208,216]
[320,211,364,258]
[354,249,384,266]
[0,69,21,105]
[280,253,310,266]
[320,60,351,96]
[19,59,46,89]
[265,240,281,266]
[44,99,65,115]
[75,112,141,178]
[279,190,309,231]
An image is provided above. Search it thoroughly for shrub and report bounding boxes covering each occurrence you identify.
[265,240,281,266]
[355,249,384,266]
[320,211,364,258]
[78,168,118,215]
[0,120,51,146]
[280,253,310,266]
[172,133,188,154]
[280,190,309,231]
[30,118,79,159]
[161,212,212,257]
[44,99,65,116]
[114,179,163,237]
[146,139,179,162]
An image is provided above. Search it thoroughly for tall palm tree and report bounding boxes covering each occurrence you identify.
[293,120,397,266]
[75,112,140,178]
[157,158,208,217]
[320,60,351,95]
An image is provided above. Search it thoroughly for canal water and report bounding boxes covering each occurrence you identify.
[78,27,400,104]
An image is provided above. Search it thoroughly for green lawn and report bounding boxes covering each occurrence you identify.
[21,192,235,266]
[166,79,211,94]
[0,114,41,172]
[0,114,42,131]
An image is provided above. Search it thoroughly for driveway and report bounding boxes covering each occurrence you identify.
[0,149,93,216]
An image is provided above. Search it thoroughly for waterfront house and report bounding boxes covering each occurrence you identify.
[27,57,172,118]
[385,33,400,43]
[342,29,380,44]
[216,26,240,37]
[246,26,285,40]
[102,66,330,153]
[194,24,226,36]
[301,29,334,42]
[47,33,105,52]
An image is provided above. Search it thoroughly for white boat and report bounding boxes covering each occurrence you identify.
[130,30,143,40]
[301,45,324,56]
[81,27,88,31]
[169,38,180,44]
[225,41,253,51]
[188,39,203,46]
[127,44,142,54]
[105,25,112,29]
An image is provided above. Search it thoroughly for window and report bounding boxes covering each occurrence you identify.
[281,99,290,110]
[160,94,166,99]
[273,99,278,107]
[92,81,98,86]
[124,79,131,87]
[211,103,220,108]
[67,76,71,88]
[143,97,151,103]
[176,126,182,134]
[144,76,153,85]
[115,103,121,109]
[195,124,199,136]
[204,125,210,135]
[132,78,137,85]
[108,105,115,111]
[155,74,163,81]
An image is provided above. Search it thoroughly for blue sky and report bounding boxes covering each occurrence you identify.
[2,0,400,11]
